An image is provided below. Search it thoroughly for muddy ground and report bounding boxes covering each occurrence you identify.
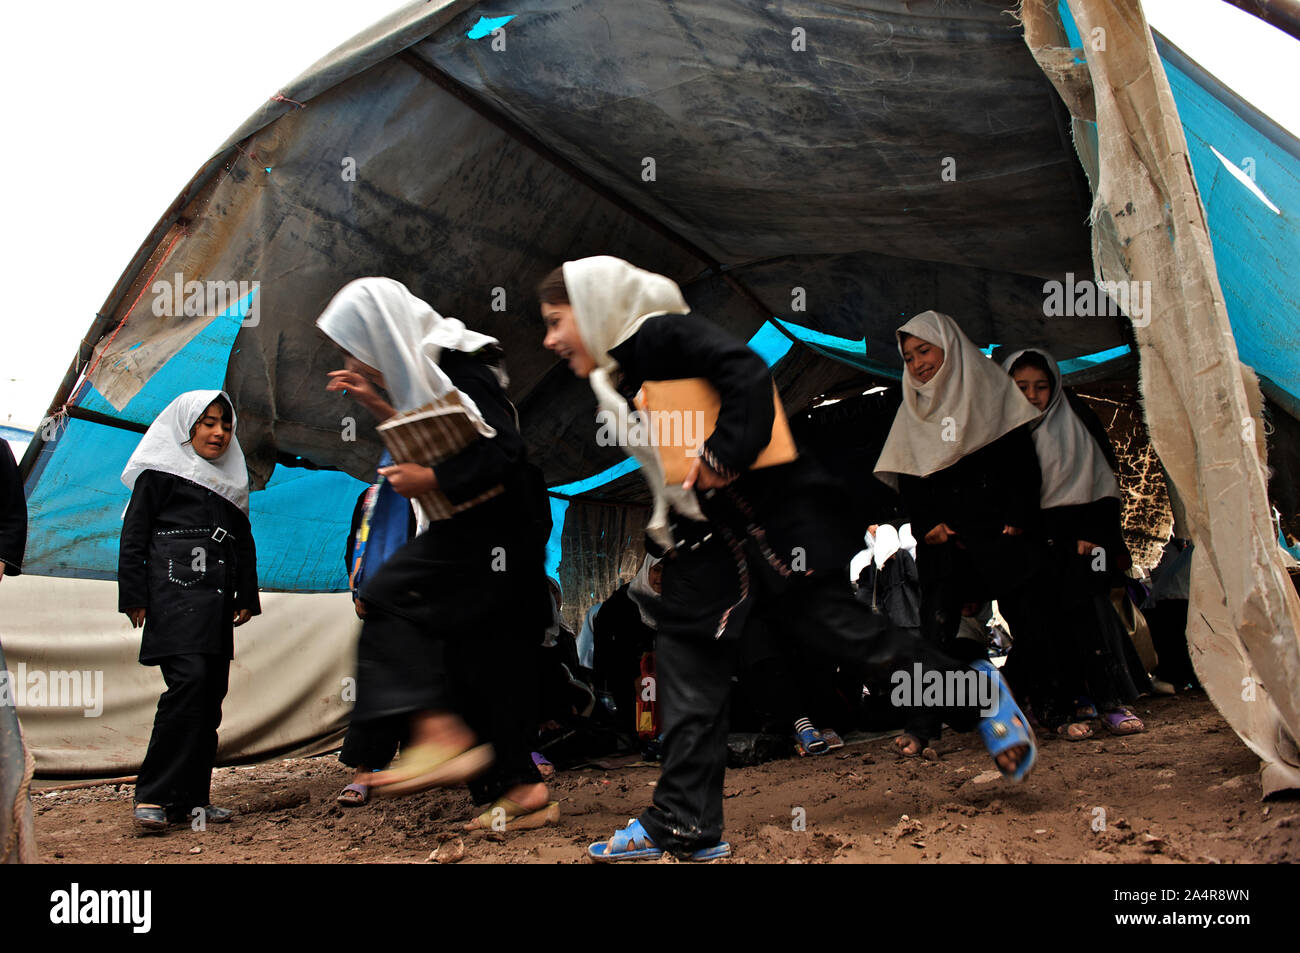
[31,692,1300,864]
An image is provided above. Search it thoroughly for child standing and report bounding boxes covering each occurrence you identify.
[1003,348,1145,734]
[119,391,259,831]
[873,312,1064,748]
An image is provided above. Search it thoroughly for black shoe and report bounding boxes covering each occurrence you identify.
[169,803,234,824]
[200,804,234,823]
[133,805,169,831]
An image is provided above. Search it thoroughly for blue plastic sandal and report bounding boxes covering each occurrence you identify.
[970,659,1037,783]
[588,819,731,862]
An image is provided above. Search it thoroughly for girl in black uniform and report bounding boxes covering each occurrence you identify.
[316,278,557,831]
[540,258,1036,862]
[119,390,259,831]
[1003,348,1145,735]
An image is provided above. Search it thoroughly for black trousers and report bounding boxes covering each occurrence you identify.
[338,714,406,771]
[638,561,981,857]
[352,509,546,804]
[135,653,229,809]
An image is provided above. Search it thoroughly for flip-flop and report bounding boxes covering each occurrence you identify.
[465,797,560,832]
[970,659,1037,783]
[588,818,731,863]
[368,742,495,798]
[336,783,370,807]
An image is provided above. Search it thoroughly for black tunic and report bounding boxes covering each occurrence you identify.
[118,470,260,664]
[0,441,26,576]
[897,426,1043,594]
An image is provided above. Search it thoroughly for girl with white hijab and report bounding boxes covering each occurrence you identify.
[118,390,259,831]
[540,261,1037,862]
[873,311,1064,750]
[1004,348,1145,735]
[316,277,557,831]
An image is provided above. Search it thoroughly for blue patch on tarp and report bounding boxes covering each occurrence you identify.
[76,289,257,425]
[23,416,364,591]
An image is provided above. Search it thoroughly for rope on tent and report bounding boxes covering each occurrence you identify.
[1,747,36,865]
[270,92,305,109]
[77,226,188,397]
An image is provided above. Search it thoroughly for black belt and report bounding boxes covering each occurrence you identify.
[154,526,236,544]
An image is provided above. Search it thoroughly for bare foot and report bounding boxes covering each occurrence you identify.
[894,733,924,757]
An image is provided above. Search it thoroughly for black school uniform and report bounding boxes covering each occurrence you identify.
[1032,397,1145,710]
[1,441,27,577]
[350,349,552,805]
[118,470,259,811]
[606,314,986,855]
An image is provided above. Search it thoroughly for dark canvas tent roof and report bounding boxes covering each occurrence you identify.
[37,0,1124,502]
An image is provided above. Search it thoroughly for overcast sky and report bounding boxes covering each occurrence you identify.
[2,0,1296,438]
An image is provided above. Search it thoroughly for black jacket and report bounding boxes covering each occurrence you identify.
[0,442,26,576]
[898,426,1042,542]
[118,470,259,663]
[608,313,861,572]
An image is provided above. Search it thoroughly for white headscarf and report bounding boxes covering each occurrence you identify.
[315,277,499,434]
[873,310,1039,489]
[121,390,250,513]
[898,522,917,560]
[560,256,706,548]
[1001,347,1120,508]
[626,553,663,629]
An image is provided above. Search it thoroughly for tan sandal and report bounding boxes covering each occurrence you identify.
[464,797,560,832]
[368,742,494,798]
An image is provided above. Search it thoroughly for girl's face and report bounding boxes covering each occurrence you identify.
[541,303,596,378]
[901,335,944,384]
[648,562,664,594]
[1013,367,1053,412]
[191,402,232,460]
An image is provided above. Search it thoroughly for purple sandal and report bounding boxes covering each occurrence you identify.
[336,782,370,807]
[1103,708,1145,735]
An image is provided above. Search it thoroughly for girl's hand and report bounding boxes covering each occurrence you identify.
[683,457,733,491]
[1077,539,1100,556]
[379,464,437,499]
[126,607,146,628]
[326,370,396,420]
[233,609,252,627]
[1002,525,1023,537]
[353,599,367,620]
[924,523,957,545]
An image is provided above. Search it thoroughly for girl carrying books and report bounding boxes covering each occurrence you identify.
[540,258,1037,862]
[316,277,556,831]
[119,390,259,831]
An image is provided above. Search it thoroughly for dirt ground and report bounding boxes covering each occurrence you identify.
[31,692,1300,864]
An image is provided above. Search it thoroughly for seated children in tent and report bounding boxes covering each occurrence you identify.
[541,259,1036,862]
[119,391,259,831]
[590,554,661,738]
[316,277,557,832]
[1003,348,1145,735]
